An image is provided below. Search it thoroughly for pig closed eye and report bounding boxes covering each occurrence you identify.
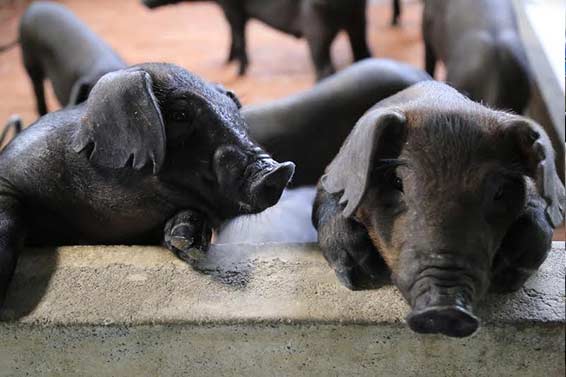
[484,175,525,223]
[492,179,519,203]
[171,111,193,122]
[493,186,504,201]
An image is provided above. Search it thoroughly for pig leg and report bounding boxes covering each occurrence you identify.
[163,209,212,263]
[490,197,553,293]
[22,49,48,116]
[25,65,47,116]
[392,0,401,26]
[424,41,437,78]
[222,6,249,76]
[0,195,25,306]
[313,188,386,289]
[345,7,372,62]
[303,6,338,81]
[226,36,236,63]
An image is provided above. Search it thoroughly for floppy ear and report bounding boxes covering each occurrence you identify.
[72,69,166,175]
[213,83,242,109]
[503,119,565,228]
[67,79,92,106]
[321,108,407,218]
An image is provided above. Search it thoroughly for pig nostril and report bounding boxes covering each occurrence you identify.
[265,162,295,186]
[407,306,479,338]
[251,162,295,211]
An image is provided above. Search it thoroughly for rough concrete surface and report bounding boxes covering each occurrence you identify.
[0,242,564,376]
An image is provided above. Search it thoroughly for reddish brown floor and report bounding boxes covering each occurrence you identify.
[0,0,564,240]
[0,0,427,122]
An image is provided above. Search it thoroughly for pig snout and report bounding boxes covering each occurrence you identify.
[398,258,484,338]
[406,293,479,338]
[248,160,295,212]
[214,146,295,214]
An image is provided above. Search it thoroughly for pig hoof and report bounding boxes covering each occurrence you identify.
[164,214,212,264]
[170,236,206,263]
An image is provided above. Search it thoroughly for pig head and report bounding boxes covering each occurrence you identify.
[71,64,294,223]
[313,81,564,337]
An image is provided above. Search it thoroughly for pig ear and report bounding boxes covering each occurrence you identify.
[504,119,565,227]
[68,79,92,106]
[72,69,166,175]
[321,109,407,218]
[213,83,242,109]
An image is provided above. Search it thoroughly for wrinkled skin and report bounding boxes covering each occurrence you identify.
[243,59,431,186]
[313,81,564,337]
[422,0,531,113]
[0,63,294,304]
[141,0,370,81]
[19,1,127,115]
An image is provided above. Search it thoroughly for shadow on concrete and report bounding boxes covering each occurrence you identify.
[0,247,58,320]
[191,244,255,289]
[192,261,253,289]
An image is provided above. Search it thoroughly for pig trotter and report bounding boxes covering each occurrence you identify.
[313,188,387,289]
[164,210,212,263]
[490,200,553,293]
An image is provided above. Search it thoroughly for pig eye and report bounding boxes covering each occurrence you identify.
[494,186,504,201]
[376,160,406,194]
[393,176,404,192]
[172,110,192,122]
[383,169,403,193]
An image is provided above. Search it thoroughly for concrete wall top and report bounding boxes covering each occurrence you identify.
[0,242,563,328]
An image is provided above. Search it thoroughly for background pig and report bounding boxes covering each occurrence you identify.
[422,0,531,114]
[243,58,431,186]
[141,0,371,80]
[0,63,294,305]
[18,1,127,115]
[313,81,564,337]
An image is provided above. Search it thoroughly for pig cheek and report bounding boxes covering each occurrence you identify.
[364,214,407,275]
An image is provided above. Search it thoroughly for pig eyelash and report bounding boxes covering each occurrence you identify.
[374,159,407,172]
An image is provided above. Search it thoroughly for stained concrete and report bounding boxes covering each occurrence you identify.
[0,242,564,376]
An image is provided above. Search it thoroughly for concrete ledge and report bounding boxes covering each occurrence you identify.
[0,242,564,376]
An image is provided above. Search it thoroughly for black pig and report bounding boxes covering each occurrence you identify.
[243,59,430,186]
[422,0,531,113]
[19,1,127,115]
[0,63,294,304]
[313,81,564,337]
[142,0,371,80]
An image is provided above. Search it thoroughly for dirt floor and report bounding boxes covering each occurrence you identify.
[0,0,564,240]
